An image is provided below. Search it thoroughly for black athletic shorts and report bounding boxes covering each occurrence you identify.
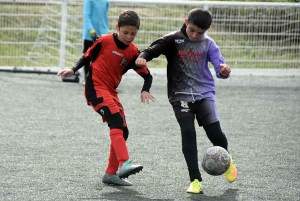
[171,99,219,127]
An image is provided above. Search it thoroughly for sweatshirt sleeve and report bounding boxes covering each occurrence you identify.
[138,37,169,61]
[207,40,230,79]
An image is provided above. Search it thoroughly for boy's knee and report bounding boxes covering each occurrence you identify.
[98,108,123,129]
[181,126,196,137]
[178,117,196,135]
[107,114,123,129]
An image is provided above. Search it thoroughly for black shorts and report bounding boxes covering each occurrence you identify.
[171,99,219,127]
[83,40,94,53]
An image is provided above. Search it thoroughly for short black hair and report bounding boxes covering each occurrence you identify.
[187,8,212,30]
[118,10,140,29]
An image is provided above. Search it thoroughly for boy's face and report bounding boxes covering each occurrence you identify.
[184,19,208,41]
[116,24,138,45]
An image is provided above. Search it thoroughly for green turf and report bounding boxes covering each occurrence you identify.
[0,71,300,200]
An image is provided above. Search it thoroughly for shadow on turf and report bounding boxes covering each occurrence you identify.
[81,184,238,201]
[189,188,239,201]
[94,185,174,201]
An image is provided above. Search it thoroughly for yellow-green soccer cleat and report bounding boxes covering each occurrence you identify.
[224,155,237,183]
[186,179,203,194]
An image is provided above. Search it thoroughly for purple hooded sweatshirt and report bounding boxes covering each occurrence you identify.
[139,24,230,103]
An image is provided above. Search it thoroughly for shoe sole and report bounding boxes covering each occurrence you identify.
[118,166,143,179]
[186,190,204,194]
[102,181,132,186]
[102,178,133,186]
[226,179,236,183]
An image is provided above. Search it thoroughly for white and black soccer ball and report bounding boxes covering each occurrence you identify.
[201,146,230,176]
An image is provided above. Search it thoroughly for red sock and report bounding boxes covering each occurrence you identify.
[110,128,129,167]
[105,144,119,175]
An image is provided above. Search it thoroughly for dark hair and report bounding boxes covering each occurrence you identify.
[118,10,140,29]
[187,8,212,30]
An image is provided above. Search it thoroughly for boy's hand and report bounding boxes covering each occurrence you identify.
[140,91,155,104]
[90,29,97,40]
[220,64,231,77]
[57,69,74,78]
[135,58,147,67]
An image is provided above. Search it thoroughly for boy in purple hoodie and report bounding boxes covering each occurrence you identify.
[135,8,237,193]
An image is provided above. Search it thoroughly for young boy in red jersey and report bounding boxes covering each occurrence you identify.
[57,10,155,186]
[135,8,237,193]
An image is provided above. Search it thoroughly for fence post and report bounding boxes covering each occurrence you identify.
[59,0,68,70]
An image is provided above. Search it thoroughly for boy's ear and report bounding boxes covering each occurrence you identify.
[184,18,188,26]
[115,23,120,31]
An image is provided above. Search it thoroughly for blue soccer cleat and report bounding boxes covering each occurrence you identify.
[118,160,143,179]
[102,173,133,186]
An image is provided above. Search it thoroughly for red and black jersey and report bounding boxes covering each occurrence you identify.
[71,33,153,101]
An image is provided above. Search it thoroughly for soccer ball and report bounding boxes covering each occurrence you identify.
[201,146,230,176]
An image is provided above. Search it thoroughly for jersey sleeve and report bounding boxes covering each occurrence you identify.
[71,38,102,72]
[207,40,229,79]
[120,45,154,93]
[71,55,90,72]
[135,67,153,93]
[134,47,153,92]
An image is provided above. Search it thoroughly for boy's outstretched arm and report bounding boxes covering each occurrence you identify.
[208,41,231,79]
[131,63,155,104]
[57,55,91,78]
[57,41,101,78]
[138,69,155,104]
[135,38,167,67]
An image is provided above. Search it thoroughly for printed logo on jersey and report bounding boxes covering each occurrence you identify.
[177,49,203,63]
[112,50,123,57]
[175,39,184,44]
[200,41,206,49]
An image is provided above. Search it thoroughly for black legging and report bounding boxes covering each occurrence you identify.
[203,121,228,151]
[178,117,228,182]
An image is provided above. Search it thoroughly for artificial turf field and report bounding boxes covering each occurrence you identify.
[0,69,299,201]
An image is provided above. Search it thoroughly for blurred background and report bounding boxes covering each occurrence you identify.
[0,0,299,70]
